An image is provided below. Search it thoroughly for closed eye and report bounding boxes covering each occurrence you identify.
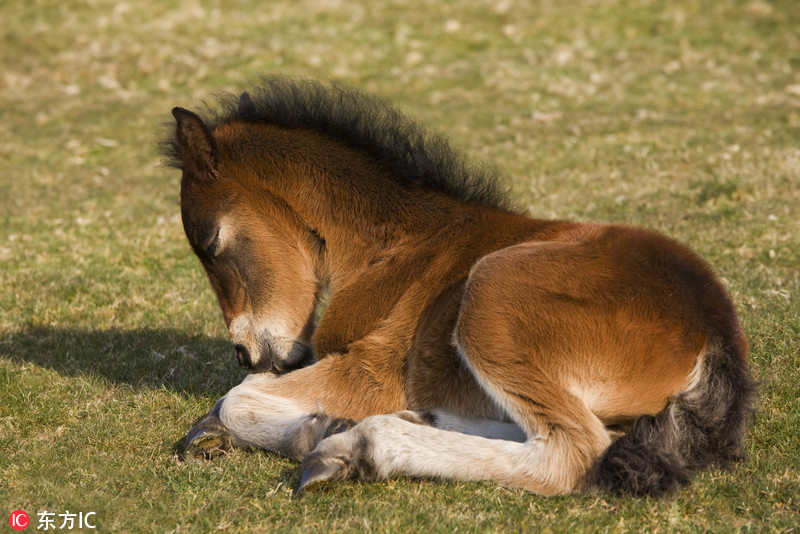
[202,227,222,258]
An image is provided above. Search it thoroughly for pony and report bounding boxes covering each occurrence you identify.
[161,76,755,496]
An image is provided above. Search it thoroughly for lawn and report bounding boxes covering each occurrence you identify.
[1,0,799,531]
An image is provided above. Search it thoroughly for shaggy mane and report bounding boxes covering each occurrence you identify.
[162,76,521,213]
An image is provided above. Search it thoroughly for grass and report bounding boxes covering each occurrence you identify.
[1,0,799,531]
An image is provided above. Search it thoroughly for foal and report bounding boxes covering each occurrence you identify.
[162,77,754,496]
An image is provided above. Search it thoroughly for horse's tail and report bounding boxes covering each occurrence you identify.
[589,333,756,497]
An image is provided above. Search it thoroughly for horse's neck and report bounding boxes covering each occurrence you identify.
[261,138,468,281]
[311,182,470,286]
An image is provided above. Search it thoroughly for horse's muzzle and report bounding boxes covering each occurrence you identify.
[234,337,315,374]
[233,339,275,373]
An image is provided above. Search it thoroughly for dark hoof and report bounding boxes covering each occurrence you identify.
[295,428,373,494]
[296,453,351,494]
[183,418,232,464]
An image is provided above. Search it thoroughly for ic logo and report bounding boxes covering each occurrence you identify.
[9,510,29,531]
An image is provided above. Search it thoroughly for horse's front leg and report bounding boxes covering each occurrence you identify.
[183,369,356,462]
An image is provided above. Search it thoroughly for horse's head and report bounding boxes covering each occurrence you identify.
[169,105,319,374]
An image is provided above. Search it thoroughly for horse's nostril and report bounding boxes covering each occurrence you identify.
[234,344,252,369]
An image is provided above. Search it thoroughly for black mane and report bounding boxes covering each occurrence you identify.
[162,76,521,213]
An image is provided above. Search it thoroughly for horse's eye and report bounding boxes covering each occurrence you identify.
[203,228,222,258]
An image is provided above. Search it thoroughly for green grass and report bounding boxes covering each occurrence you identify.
[2,0,799,531]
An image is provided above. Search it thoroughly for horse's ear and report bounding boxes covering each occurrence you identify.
[172,107,218,180]
[238,92,256,117]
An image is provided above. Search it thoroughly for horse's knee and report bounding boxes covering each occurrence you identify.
[217,384,257,433]
[215,379,357,458]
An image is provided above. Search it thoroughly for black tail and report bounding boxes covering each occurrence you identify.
[589,337,756,497]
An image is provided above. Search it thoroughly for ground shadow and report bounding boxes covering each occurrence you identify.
[0,324,246,398]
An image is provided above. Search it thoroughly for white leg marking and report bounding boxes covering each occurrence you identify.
[358,415,524,481]
[301,412,588,494]
[220,379,307,446]
[219,373,336,459]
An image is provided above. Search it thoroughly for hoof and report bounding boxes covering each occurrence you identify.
[183,418,232,463]
[295,430,375,494]
[296,453,351,494]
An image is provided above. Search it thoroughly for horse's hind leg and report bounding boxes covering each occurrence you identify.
[296,409,531,492]
[297,381,609,494]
